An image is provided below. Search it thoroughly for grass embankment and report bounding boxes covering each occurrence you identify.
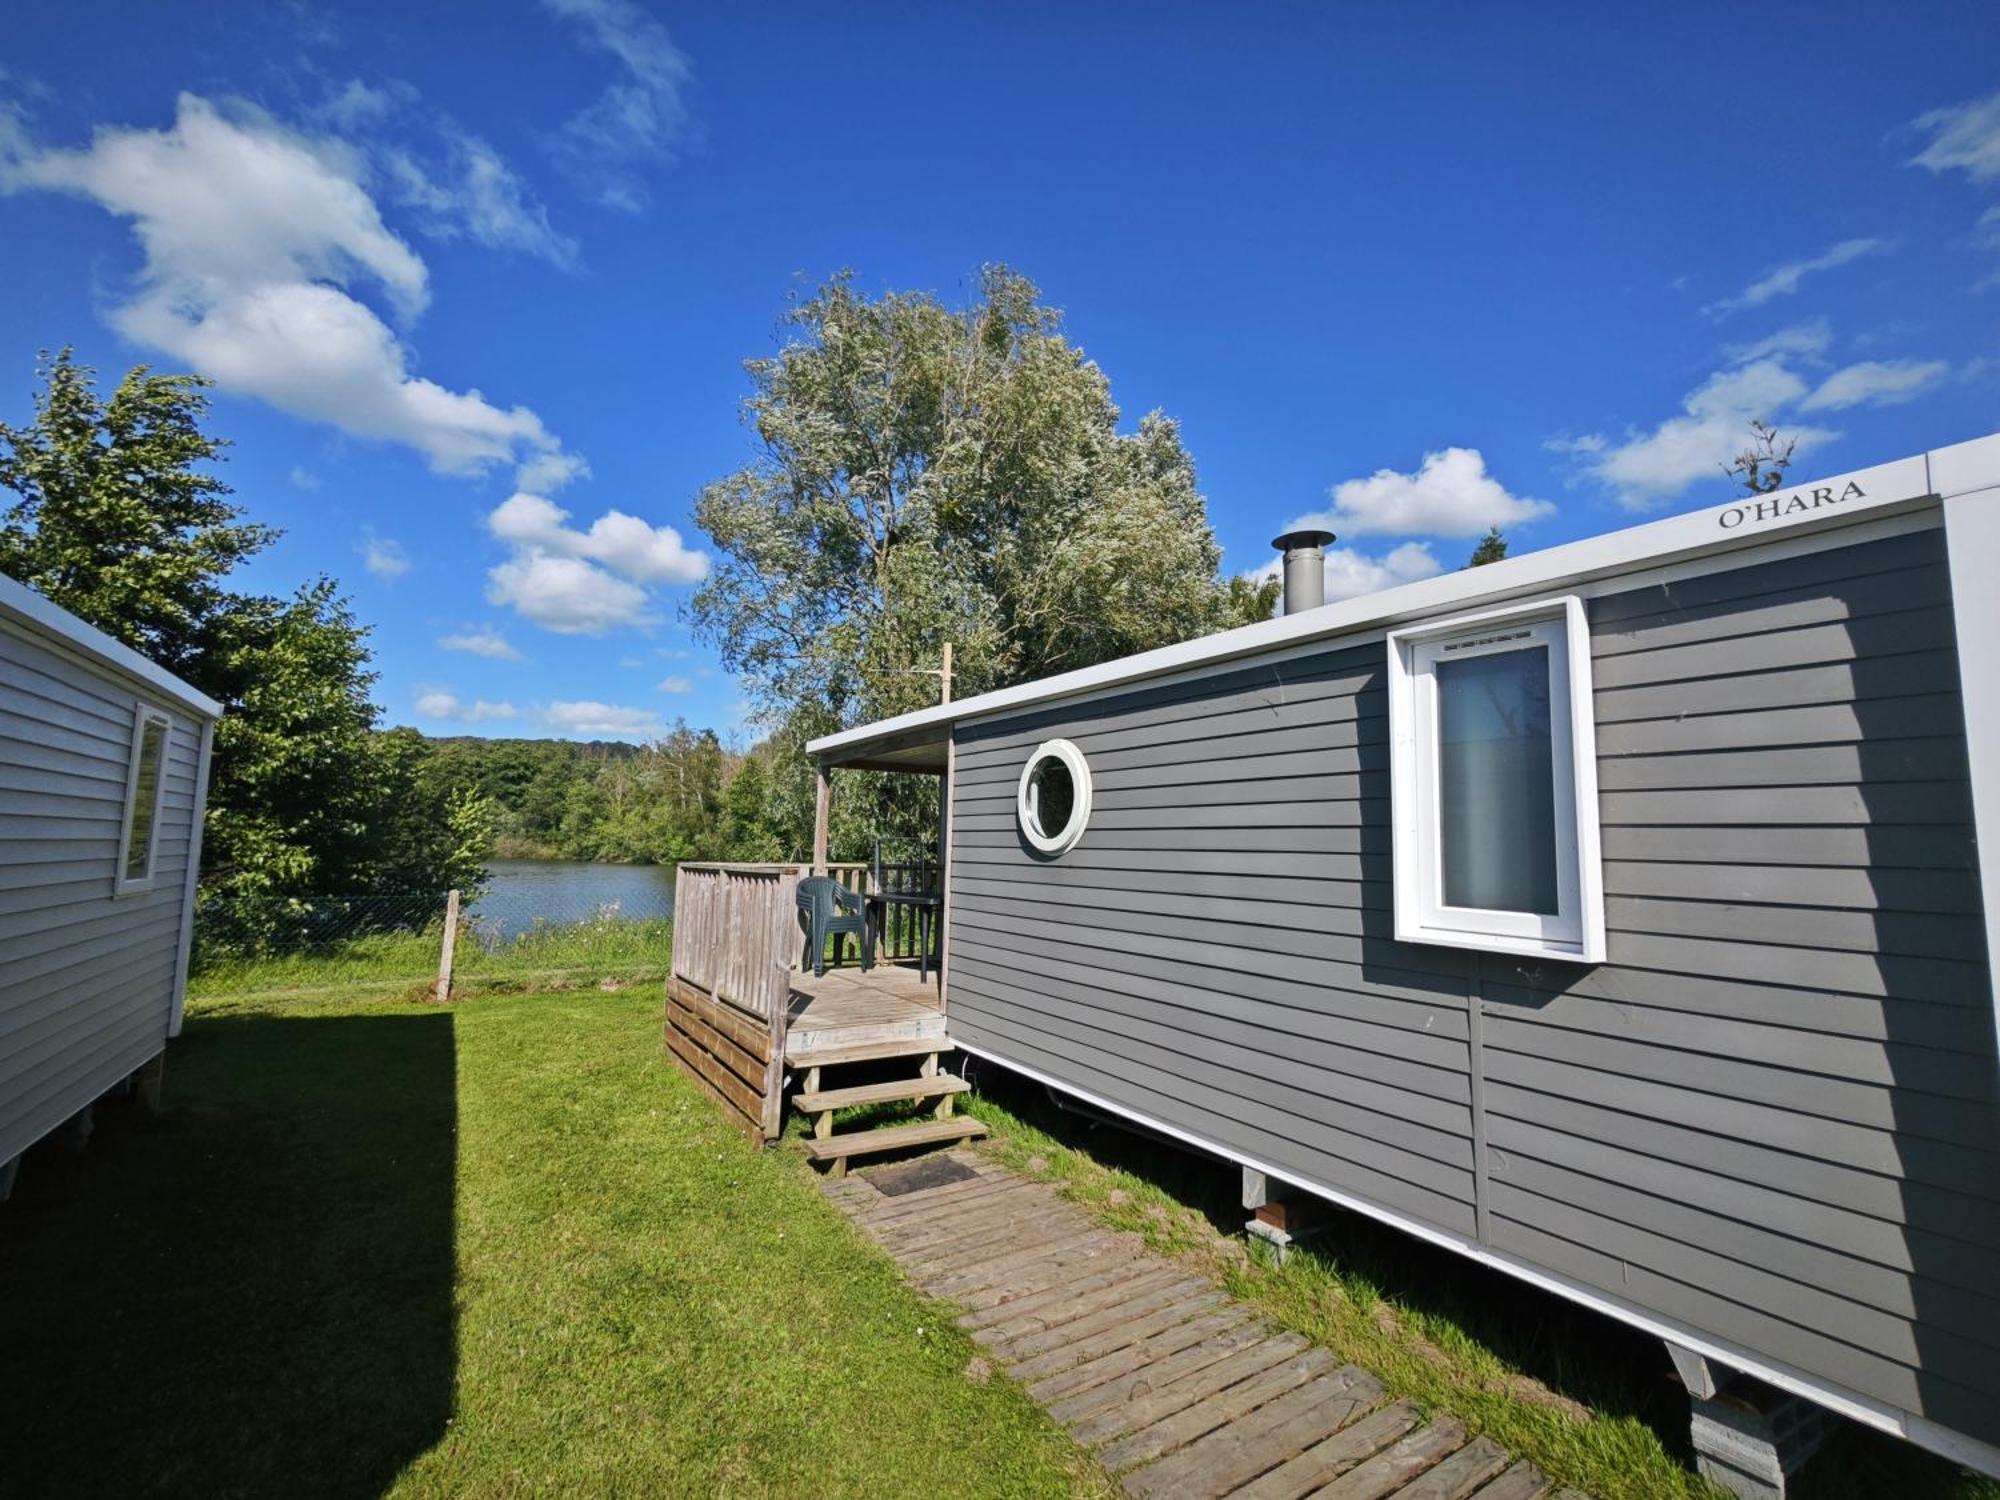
[960,1079,2000,1500]
[0,984,1104,1499]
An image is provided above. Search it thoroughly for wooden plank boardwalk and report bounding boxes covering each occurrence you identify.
[822,1154,1588,1500]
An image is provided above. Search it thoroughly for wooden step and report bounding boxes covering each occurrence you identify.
[788,1036,955,1068]
[802,1116,988,1163]
[796,1074,971,1114]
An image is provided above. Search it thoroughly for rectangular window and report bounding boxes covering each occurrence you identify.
[116,706,171,895]
[1387,597,1605,963]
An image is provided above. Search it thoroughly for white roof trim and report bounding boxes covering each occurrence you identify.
[810,432,1998,761]
[0,571,223,718]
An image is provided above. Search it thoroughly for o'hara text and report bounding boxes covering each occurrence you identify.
[1718,480,1866,530]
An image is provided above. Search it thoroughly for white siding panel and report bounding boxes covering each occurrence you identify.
[0,616,204,1166]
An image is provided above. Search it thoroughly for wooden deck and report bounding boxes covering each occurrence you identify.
[825,1154,1587,1500]
[784,961,945,1061]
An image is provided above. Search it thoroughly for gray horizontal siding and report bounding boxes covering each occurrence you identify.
[946,520,2000,1445]
[0,618,198,1166]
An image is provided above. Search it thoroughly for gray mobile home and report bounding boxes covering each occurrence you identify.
[0,572,219,1197]
[797,432,2000,1481]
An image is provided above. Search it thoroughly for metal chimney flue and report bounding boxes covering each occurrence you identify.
[1271,528,1336,615]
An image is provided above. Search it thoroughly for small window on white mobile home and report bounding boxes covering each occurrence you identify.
[116,706,172,894]
[1386,597,1605,963]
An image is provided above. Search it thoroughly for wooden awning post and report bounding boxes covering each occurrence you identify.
[812,760,831,875]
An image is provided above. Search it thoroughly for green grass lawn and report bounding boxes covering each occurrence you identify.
[0,984,1105,1499]
[8,965,1995,1500]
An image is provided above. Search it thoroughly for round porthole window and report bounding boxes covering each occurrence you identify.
[1017,738,1092,855]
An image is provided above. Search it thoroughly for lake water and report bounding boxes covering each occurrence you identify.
[470,859,675,940]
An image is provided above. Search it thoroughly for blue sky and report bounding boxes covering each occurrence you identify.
[2,3,1997,743]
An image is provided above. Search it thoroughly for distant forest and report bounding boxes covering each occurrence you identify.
[426,728,792,866]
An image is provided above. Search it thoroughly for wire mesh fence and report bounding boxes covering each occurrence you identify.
[190,877,676,999]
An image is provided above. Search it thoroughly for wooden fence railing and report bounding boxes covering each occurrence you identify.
[670,863,801,1021]
[663,860,867,1143]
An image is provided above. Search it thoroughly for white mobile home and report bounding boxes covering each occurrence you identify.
[666,430,2000,1488]
[0,572,219,1197]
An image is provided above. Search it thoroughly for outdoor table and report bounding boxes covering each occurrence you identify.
[868,888,943,983]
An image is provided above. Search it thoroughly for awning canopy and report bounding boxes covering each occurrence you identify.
[814,720,950,773]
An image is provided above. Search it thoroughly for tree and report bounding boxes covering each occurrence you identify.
[0,351,491,903]
[1723,419,1797,497]
[694,268,1248,730]
[723,750,783,862]
[0,350,276,679]
[693,268,1256,853]
[1465,527,1508,567]
[1222,571,1282,625]
[370,728,496,896]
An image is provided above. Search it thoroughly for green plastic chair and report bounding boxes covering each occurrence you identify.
[796,876,872,977]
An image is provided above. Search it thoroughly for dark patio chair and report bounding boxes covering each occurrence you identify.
[796,875,872,978]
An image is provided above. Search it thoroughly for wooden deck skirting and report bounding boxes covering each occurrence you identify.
[825,1155,1589,1500]
[666,940,944,1143]
[665,974,786,1142]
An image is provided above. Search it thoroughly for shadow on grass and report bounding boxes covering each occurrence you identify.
[0,1010,456,1500]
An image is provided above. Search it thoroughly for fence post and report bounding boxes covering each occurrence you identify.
[436,889,460,1001]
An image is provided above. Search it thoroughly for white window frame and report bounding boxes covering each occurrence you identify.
[1017,738,1093,855]
[114,703,173,897]
[1386,595,1605,963]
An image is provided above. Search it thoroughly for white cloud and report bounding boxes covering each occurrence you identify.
[618,655,643,668]
[4,93,425,309]
[1,93,576,480]
[1722,318,1833,366]
[415,688,518,723]
[486,551,657,634]
[1558,358,1838,510]
[1245,539,1441,605]
[1906,94,2000,287]
[484,491,707,633]
[313,75,577,270]
[657,675,692,693]
[360,532,411,580]
[489,492,707,584]
[1907,90,2000,184]
[543,0,694,211]
[544,699,666,739]
[288,465,322,491]
[1800,358,1950,412]
[1309,447,1553,539]
[319,78,395,134]
[515,448,589,494]
[438,626,523,660]
[1323,541,1443,602]
[1701,238,1891,318]
[382,128,578,268]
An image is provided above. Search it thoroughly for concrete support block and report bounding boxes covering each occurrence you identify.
[1690,1385,1831,1500]
[133,1052,166,1116]
[0,1154,19,1203]
[1241,1169,1334,1264]
[54,1106,95,1155]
